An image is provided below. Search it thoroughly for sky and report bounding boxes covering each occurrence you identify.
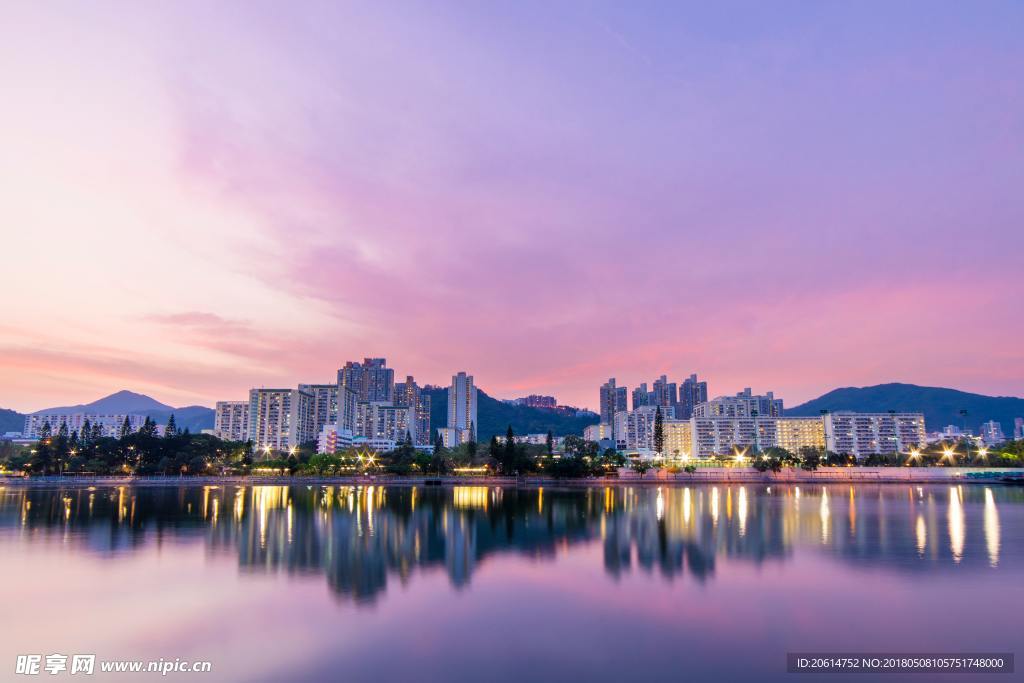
[1,1,1022,413]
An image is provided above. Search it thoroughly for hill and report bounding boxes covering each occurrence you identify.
[0,408,25,434]
[35,390,174,415]
[426,388,599,442]
[30,391,215,432]
[787,383,1024,435]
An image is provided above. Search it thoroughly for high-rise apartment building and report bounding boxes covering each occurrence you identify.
[612,406,664,451]
[652,375,678,410]
[297,383,338,436]
[1015,417,1024,441]
[599,379,628,425]
[214,401,249,441]
[395,375,431,445]
[337,358,395,403]
[247,388,315,453]
[678,373,708,420]
[693,388,783,418]
[822,412,926,458]
[632,383,651,409]
[447,371,478,445]
[356,402,415,443]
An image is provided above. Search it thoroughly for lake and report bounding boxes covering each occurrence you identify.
[1,483,1020,682]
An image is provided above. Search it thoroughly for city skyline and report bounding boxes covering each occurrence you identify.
[2,2,1023,413]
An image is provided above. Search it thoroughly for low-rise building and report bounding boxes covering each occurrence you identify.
[23,413,147,439]
[583,423,613,442]
[823,412,926,457]
[979,420,1006,447]
[317,425,354,454]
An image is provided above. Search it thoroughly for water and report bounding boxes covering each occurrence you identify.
[1,483,1021,682]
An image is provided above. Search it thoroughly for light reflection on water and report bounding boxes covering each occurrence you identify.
[1,483,1018,599]
[1,483,1022,682]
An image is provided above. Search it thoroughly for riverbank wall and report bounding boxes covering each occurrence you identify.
[2,467,1020,488]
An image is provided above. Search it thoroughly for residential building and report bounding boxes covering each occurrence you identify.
[979,420,1006,447]
[631,384,651,409]
[355,402,415,443]
[337,358,394,403]
[583,423,614,442]
[599,379,628,433]
[297,383,338,436]
[447,371,478,445]
[775,417,827,453]
[822,412,926,458]
[652,375,678,410]
[693,388,783,418]
[663,419,692,458]
[395,375,432,445]
[23,413,147,440]
[317,425,354,454]
[678,373,708,420]
[247,388,315,453]
[214,401,249,441]
[1014,417,1024,441]
[511,395,557,409]
[612,406,662,452]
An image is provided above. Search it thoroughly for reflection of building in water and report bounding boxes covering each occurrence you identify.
[0,483,1012,604]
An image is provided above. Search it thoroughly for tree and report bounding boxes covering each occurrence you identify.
[165,414,178,438]
[119,416,133,440]
[546,430,554,456]
[631,460,651,478]
[798,446,822,471]
[139,416,158,439]
[653,407,664,456]
[39,420,52,439]
[434,433,445,455]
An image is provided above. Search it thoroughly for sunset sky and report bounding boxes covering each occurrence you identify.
[1,1,1022,413]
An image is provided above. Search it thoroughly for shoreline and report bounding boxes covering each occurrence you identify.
[2,467,1020,488]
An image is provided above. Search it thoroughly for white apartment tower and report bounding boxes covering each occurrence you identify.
[247,388,315,453]
[447,372,478,445]
[214,401,249,441]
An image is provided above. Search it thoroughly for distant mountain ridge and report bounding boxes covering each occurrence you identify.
[32,390,174,415]
[22,390,216,433]
[787,383,1024,435]
[426,387,599,442]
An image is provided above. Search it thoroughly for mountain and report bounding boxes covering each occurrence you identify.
[0,408,25,434]
[35,390,174,415]
[787,383,1024,435]
[426,387,599,442]
[31,391,215,432]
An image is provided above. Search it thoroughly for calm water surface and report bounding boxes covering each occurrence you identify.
[1,483,1021,682]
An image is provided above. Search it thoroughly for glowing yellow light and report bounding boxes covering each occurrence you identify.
[909,448,921,459]
[978,447,989,458]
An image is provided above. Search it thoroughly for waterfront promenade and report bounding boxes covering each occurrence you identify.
[3,467,1020,487]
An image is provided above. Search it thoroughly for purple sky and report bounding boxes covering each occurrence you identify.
[1,1,1022,412]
